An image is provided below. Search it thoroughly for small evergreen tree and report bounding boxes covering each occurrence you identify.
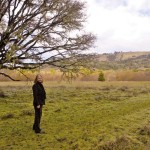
[98,71,105,81]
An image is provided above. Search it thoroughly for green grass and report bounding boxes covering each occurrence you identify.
[0,81,150,150]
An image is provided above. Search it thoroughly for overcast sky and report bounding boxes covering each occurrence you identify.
[84,0,150,53]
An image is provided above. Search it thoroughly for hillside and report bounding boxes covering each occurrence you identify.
[95,51,150,70]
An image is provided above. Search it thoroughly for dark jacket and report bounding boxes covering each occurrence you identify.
[32,82,46,106]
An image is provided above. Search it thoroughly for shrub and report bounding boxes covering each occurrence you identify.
[98,71,105,81]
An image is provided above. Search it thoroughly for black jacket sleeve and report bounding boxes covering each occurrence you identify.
[32,84,40,105]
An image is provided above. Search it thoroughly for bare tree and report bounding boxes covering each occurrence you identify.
[0,0,96,80]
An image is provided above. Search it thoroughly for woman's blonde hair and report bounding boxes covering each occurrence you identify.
[34,74,43,83]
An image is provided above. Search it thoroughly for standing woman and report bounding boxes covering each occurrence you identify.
[32,74,46,133]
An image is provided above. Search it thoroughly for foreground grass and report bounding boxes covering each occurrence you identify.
[0,81,150,150]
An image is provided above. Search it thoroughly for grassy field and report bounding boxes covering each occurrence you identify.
[0,81,150,150]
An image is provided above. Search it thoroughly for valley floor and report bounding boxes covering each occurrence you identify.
[0,81,150,150]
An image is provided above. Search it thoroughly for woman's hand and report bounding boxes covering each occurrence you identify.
[37,105,40,109]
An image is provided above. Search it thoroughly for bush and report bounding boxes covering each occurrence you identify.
[98,71,105,81]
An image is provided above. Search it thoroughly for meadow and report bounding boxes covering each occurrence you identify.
[0,81,150,150]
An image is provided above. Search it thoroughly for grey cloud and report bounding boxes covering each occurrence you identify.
[137,1,150,16]
[95,0,150,17]
[138,9,150,16]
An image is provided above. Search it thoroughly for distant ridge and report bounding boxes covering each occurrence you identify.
[97,51,150,61]
[95,51,150,70]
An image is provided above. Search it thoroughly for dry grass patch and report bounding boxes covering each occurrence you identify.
[139,125,150,136]
[1,113,15,120]
[97,136,142,150]
[0,89,7,98]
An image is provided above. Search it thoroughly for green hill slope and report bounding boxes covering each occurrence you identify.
[95,51,150,70]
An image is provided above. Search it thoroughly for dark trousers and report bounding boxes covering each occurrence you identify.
[33,105,42,132]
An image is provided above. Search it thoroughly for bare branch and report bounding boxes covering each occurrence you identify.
[0,72,20,81]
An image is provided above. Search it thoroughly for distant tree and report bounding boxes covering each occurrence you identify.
[98,71,105,81]
[0,0,96,80]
